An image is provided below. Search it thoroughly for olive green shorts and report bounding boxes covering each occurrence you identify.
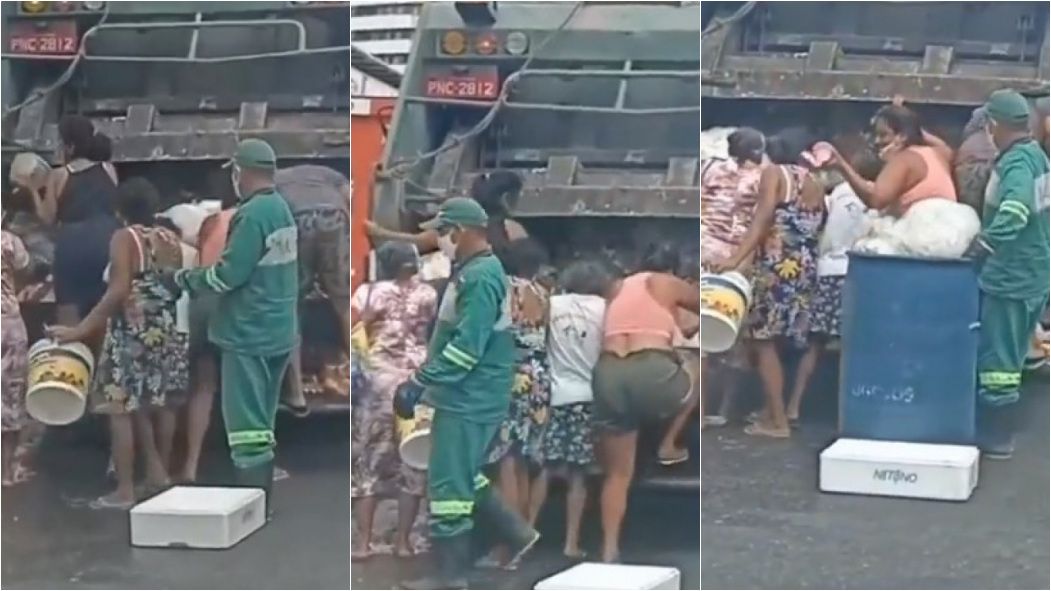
[592,349,693,433]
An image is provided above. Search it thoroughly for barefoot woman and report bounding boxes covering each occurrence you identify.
[593,242,700,562]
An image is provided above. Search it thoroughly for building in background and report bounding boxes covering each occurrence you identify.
[350,0,423,72]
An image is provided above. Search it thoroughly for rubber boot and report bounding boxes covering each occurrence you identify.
[235,460,275,519]
[400,534,469,590]
[977,404,1015,460]
[474,489,539,568]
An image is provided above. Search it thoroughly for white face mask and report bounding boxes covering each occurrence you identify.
[437,230,458,260]
[231,165,243,200]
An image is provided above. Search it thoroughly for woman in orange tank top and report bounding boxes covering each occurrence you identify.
[178,203,236,483]
[827,101,957,216]
[592,243,700,563]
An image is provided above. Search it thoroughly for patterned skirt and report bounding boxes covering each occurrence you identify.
[2,314,29,432]
[351,361,425,498]
[540,403,595,468]
[810,275,846,337]
[486,356,550,466]
[748,254,819,348]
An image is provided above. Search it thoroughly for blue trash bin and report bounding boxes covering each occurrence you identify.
[839,253,980,445]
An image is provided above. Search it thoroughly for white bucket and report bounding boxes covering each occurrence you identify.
[26,339,94,426]
[700,271,753,354]
[396,403,434,470]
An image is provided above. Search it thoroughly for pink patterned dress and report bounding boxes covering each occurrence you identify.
[2,231,31,432]
[351,278,437,498]
[701,158,762,267]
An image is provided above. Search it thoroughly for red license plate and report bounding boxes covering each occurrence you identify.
[9,21,79,56]
[425,70,500,100]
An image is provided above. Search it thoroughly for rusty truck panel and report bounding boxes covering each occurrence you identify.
[373,1,701,227]
[702,1,1049,105]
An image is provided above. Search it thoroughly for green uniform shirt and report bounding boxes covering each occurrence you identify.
[979,139,1050,300]
[175,188,299,356]
[418,251,515,424]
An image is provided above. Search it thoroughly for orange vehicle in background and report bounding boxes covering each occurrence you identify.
[350,96,394,298]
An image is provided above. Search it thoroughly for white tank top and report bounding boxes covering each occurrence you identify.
[547,294,606,406]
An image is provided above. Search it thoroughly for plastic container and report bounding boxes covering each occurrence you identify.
[26,339,94,426]
[699,271,752,353]
[820,438,979,501]
[839,253,979,445]
[397,403,434,470]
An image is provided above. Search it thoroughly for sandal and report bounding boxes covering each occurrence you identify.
[563,549,588,561]
[89,492,136,511]
[10,463,35,485]
[351,545,374,562]
[703,415,728,428]
[743,423,791,439]
[657,449,690,466]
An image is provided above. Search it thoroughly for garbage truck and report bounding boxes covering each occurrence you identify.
[369,1,701,489]
[2,0,352,412]
[701,1,1049,141]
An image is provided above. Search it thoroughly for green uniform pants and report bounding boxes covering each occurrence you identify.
[978,293,1048,407]
[221,350,292,468]
[427,410,499,539]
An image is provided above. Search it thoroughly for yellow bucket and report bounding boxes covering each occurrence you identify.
[26,339,94,426]
[397,403,434,471]
[700,271,753,354]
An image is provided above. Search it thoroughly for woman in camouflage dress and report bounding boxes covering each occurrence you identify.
[351,242,437,560]
[2,229,32,487]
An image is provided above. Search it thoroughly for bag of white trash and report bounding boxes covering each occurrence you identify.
[853,199,981,259]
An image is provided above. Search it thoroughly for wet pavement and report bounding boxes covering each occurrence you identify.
[701,358,1050,590]
[352,487,700,590]
[2,413,349,589]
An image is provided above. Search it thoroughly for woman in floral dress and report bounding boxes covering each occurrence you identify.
[480,238,551,569]
[2,228,32,487]
[49,178,188,508]
[351,242,437,560]
[714,135,829,438]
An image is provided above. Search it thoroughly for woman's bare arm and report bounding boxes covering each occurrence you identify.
[723,165,781,270]
[36,168,67,225]
[921,129,954,166]
[74,230,135,338]
[365,221,440,252]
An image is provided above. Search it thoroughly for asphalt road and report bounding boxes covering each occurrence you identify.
[352,486,700,590]
[701,356,1050,590]
[2,414,349,590]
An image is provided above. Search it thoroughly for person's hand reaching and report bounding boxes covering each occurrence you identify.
[45,324,84,345]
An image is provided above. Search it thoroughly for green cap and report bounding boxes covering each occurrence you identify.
[224,138,277,170]
[985,89,1031,125]
[420,197,489,231]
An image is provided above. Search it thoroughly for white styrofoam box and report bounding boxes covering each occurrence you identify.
[130,486,266,549]
[535,563,681,590]
[820,438,979,501]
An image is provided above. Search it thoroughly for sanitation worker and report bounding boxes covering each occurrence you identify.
[170,139,299,511]
[393,197,539,589]
[967,89,1050,459]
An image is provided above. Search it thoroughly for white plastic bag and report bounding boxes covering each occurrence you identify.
[851,199,979,259]
[897,199,981,258]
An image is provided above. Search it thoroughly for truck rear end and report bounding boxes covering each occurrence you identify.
[373,1,701,489]
[3,0,352,411]
[701,1,1049,140]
